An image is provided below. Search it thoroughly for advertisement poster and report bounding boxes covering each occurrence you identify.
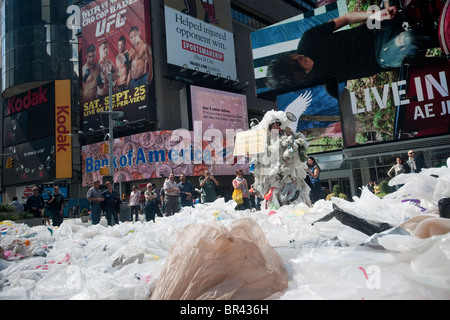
[82,128,248,187]
[252,0,449,149]
[2,136,56,187]
[276,81,344,153]
[190,85,249,174]
[164,0,237,80]
[80,0,155,131]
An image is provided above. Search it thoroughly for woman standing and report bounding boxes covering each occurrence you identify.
[388,157,409,190]
[307,157,321,204]
[232,169,250,210]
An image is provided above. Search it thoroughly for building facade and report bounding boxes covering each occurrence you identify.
[1,0,449,209]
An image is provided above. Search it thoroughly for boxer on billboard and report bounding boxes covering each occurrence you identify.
[82,44,102,102]
[115,36,131,92]
[128,26,154,91]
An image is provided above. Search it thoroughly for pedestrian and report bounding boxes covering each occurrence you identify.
[47,186,64,227]
[102,181,119,226]
[406,150,427,173]
[86,180,104,225]
[178,174,195,208]
[26,187,45,218]
[10,196,24,212]
[307,156,321,204]
[232,169,251,210]
[129,185,141,222]
[144,183,158,222]
[163,173,180,216]
[199,170,219,203]
[373,181,381,195]
[388,157,409,178]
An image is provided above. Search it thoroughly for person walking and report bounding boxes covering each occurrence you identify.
[86,180,104,225]
[129,185,141,222]
[163,173,180,216]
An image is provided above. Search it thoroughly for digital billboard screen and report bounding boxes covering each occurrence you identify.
[252,0,449,147]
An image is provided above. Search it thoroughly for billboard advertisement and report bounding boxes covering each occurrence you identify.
[190,85,249,174]
[2,136,56,187]
[164,0,237,80]
[276,80,344,153]
[252,0,449,149]
[2,81,72,186]
[80,0,155,131]
[82,128,247,187]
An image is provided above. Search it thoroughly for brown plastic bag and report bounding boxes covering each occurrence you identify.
[150,218,288,300]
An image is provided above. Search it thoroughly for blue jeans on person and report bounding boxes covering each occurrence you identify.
[105,204,119,226]
[374,20,434,69]
[144,201,158,222]
[90,203,101,225]
[129,205,140,222]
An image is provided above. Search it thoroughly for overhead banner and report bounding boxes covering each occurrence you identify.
[164,0,237,80]
[82,129,247,187]
[80,0,155,131]
[55,80,72,179]
[253,0,449,149]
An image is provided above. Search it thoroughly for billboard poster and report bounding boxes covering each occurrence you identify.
[190,85,249,174]
[164,0,237,80]
[82,129,247,187]
[2,136,56,187]
[252,0,449,148]
[276,81,344,154]
[55,80,72,179]
[80,0,155,131]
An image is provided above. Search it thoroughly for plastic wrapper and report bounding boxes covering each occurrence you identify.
[0,164,449,300]
[150,218,288,300]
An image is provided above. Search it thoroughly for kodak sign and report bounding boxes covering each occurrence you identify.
[7,86,48,115]
[55,80,72,179]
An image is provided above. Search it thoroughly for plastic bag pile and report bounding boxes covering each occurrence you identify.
[1,165,450,300]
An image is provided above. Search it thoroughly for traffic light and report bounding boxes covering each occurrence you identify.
[5,157,14,169]
[99,166,109,175]
[102,143,109,154]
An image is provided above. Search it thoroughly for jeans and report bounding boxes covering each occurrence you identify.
[374,20,435,69]
[105,205,119,226]
[129,205,140,222]
[90,203,101,225]
[144,202,158,222]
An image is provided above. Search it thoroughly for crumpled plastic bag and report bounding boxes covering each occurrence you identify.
[150,218,288,300]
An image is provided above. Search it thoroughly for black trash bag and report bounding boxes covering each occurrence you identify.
[312,203,392,236]
[438,198,450,219]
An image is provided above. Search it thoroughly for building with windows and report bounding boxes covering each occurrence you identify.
[1,0,449,209]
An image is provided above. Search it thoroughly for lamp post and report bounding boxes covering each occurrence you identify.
[108,72,114,178]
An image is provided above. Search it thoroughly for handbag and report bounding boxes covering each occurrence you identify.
[232,189,244,205]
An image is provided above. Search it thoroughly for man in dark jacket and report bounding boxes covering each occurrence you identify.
[406,150,427,173]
